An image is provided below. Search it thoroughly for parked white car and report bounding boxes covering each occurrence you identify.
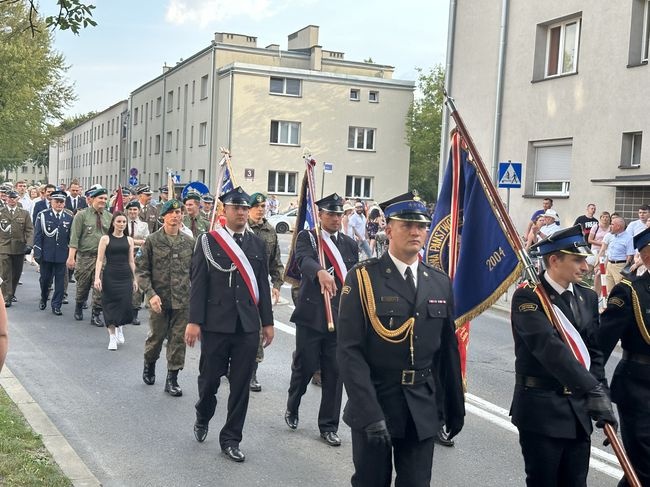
[267,208,298,233]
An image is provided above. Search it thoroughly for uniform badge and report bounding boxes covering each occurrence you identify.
[428,299,447,304]
[518,303,538,312]
[342,285,351,295]
[385,268,392,274]
[607,297,624,308]
[423,271,429,277]
[380,296,399,302]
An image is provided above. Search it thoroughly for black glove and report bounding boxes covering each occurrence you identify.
[446,417,464,441]
[364,420,391,447]
[24,245,32,255]
[586,383,618,432]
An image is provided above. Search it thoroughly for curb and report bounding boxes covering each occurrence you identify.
[0,365,101,487]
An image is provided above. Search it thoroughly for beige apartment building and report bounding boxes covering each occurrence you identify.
[51,25,414,207]
[48,100,128,190]
[445,1,650,230]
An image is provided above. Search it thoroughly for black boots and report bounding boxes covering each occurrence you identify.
[90,308,104,327]
[132,309,140,326]
[142,362,156,385]
[164,370,182,397]
[250,363,261,392]
[74,302,84,321]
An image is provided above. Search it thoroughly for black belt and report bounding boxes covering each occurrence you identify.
[608,260,627,264]
[623,350,650,365]
[516,374,572,395]
[373,368,431,386]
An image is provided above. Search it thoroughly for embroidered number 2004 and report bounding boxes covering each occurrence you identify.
[486,247,506,272]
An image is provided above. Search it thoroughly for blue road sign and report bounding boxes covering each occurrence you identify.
[173,173,181,184]
[323,162,334,173]
[498,161,522,189]
[129,176,138,186]
[130,167,138,177]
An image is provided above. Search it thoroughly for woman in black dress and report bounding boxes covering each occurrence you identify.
[94,212,137,350]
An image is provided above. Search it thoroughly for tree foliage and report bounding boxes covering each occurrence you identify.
[0,0,97,36]
[0,1,75,170]
[406,65,445,203]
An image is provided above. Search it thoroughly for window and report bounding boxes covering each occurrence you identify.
[177,87,180,110]
[140,105,143,123]
[369,90,379,103]
[644,0,650,62]
[175,129,179,151]
[345,176,373,199]
[155,135,161,154]
[270,121,300,145]
[268,171,298,194]
[198,169,205,182]
[139,139,143,157]
[165,131,172,151]
[621,132,643,168]
[192,80,196,103]
[350,88,360,101]
[148,136,152,156]
[199,122,207,146]
[200,75,209,99]
[167,90,173,112]
[348,127,376,151]
[545,18,580,77]
[190,125,194,148]
[531,140,572,196]
[132,141,137,157]
[156,97,162,116]
[269,77,301,96]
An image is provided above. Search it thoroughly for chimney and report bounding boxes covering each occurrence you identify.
[162,63,171,73]
[288,25,319,51]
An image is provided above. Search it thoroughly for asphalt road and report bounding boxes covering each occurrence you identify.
[4,233,623,486]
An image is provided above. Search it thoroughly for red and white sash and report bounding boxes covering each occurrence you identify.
[552,304,591,370]
[209,229,259,305]
[321,232,347,284]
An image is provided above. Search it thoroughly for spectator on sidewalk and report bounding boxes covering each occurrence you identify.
[538,210,562,239]
[598,216,635,293]
[626,204,649,237]
[588,211,611,294]
[525,197,556,236]
[349,201,372,259]
[574,203,598,239]
[525,215,546,250]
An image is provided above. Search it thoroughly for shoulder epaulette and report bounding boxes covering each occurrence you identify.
[351,258,379,272]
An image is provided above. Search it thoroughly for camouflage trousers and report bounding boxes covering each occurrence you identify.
[256,325,264,363]
[132,288,143,309]
[143,307,188,371]
[75,251,102,308]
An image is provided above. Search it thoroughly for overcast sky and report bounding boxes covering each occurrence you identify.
[48,0,450,117]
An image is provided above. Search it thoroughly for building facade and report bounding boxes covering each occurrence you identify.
[50,26,414,208]
[446,1,650,230]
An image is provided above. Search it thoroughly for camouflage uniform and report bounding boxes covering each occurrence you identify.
[248,217,284,362]
[182,214,210,238]
[136,228,194,371]
[69,207,112,309]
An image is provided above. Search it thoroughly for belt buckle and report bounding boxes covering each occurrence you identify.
[562,386,572,395]
[401,370,415,385]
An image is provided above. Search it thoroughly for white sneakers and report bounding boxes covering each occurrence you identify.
[108,334,118,351]
[115,327,125,344]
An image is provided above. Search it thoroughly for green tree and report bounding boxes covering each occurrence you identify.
[0,0,97,35]
[406,65,445,203]
[0,1,75,171]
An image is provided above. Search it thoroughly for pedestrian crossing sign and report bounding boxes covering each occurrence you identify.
[498,161,522,188]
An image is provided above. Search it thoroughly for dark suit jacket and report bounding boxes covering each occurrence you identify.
[33,209,73,263]
[600,273,650,412]
[510,274,605,439]
[32,199,49,225]
[189,230,273,333]
[290,229,358,332]
[65,195,87,215]
[337,253,465,441]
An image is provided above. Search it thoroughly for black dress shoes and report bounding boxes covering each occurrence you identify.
[52,308,62,316]
[39,300,47,310]
[284,410,299,430]
[5,300,11,308]
[320,431,341,447]
[222,446,245,462]
[434,425,455,447]
[193,422,208,442]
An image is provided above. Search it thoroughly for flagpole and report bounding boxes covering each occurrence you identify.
[445,94,641,487]
[209,148,229,230]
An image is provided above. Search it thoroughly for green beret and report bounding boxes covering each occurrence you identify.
[249,192,267,206]
[160,199,181,217]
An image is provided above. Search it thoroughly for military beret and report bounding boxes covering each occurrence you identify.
[160,199,182,216]
[249,192,267,206]
[125,200,141,210]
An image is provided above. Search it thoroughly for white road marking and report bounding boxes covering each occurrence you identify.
[272,319,624,480]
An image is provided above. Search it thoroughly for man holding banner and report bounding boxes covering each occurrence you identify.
[284,193,358,447]
[185,186,274,463]
[511,225,617,486]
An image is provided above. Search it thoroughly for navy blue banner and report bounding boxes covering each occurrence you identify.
[283,167,316,284]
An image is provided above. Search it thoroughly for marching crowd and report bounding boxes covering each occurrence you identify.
[0,178,648,486]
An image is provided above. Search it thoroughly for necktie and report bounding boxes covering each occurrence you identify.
[331,233,338,246]
[56,212,60,220]
[73,198,77,211]
[191,218,197,236]
[404,267,416,297]
[131,220,135,237]
[561,290,580,322]
[96,212,102,231]
[233,232,243,247]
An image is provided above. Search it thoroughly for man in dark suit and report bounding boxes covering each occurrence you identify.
[65,181,87,215]
[32,183,56,225]
[33,191,73,315]
[600,226,650,487]
[511,224,617,486]
[337,190,465,487]
[284,193,358,447]
[185,186,274,463]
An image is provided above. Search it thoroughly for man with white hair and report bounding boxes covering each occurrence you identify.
[598,216,635,293]
[537,210,562,239]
